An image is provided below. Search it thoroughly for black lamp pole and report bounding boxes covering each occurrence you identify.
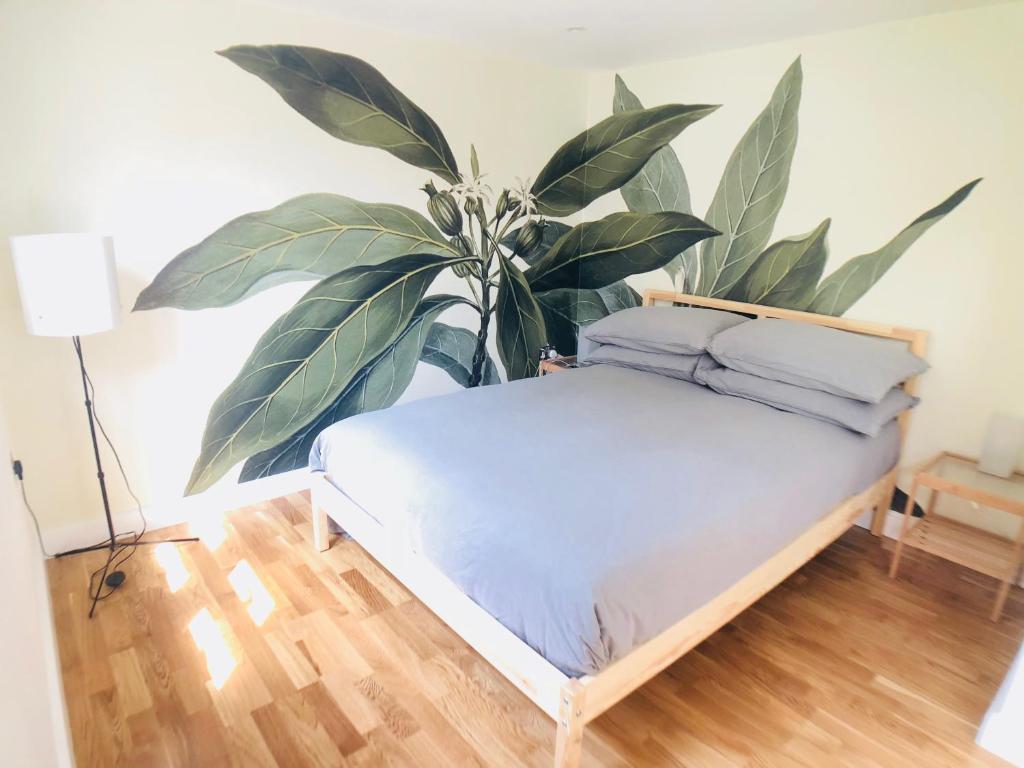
[55,336,198,618]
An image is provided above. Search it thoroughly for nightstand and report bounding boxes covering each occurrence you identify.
[538,355,577,375]
[889,451,1024,621]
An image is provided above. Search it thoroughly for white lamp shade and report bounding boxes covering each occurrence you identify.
[10,233,121,337]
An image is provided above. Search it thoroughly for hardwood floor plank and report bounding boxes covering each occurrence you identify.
[222,715,279,768]
[109,647,154,716]
[48,494,1022,766]
[265,629,320,690]
[252,687,349,767]
[299,680,367,755]
[341,568,393,615]
[319,669,384,734]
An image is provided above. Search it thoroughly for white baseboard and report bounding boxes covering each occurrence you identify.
[977,646,1024,766]
[854,509,1024,588]
[41,469,309,555]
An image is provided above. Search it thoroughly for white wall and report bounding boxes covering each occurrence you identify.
[0,409,73,767]
[3,0,1022,545]
[0,0,588,542]
[585,3,1024,534]
[979,640,1024,765]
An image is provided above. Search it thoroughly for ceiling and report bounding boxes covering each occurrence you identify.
[271,0,1008,69]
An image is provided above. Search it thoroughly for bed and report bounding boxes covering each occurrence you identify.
[309,290,928,767]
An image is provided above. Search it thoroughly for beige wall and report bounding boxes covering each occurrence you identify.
[585,3,1024,533]
[0,0,588,536]
[2,0,1021,541]
[0,408,73,767]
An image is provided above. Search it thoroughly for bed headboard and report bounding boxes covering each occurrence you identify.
[642,289,929,444]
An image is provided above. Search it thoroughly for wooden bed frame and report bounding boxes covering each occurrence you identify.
[311,289,928,767]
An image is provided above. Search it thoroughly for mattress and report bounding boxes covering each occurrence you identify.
[310,364,899,676]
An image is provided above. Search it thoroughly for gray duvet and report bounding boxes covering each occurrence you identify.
[310,365,899,677]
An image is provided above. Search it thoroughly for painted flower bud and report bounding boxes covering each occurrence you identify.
[496,189,510,219]
[423,183,463,236]
[450,234,474,259]
[513,220,544,258]
[449,235,478,278]
[507,196,522,216]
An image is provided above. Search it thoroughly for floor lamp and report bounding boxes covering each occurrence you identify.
[10,233,197,618]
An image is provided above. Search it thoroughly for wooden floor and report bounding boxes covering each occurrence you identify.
[49,492,1022,767]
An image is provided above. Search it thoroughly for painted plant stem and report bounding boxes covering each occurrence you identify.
[470,208,518,386]
[471,211,493,387]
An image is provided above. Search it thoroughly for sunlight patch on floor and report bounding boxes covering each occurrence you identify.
[190,509,228,550]
[153,542,190,593]
[188,608,236,689]
[228,559,275,626]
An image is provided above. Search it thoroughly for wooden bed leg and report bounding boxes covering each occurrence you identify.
[871,475,896,537]
[312,498,330,553]
[554,680,586,768]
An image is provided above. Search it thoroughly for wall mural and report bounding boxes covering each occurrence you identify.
[134,46,979,494]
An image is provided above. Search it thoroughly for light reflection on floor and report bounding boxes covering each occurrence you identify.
[187,608,236,689]
[159,516,276,690]
[228,559,276,626]
[189,509,228,550]
[153,542,190,593]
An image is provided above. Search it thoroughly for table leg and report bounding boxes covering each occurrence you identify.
[991,520,1024,622]
[889,479,920,578]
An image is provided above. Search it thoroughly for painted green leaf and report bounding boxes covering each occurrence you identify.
[729,219,830,310]
[809,179,981,316]
[524,211,719,292]
[613,75,697,290]
[240,294,468,480]
[186,252,468,494]
[499,221,572,265]
[420,322,500,387]
[495,254,547,380]
[134,194,456,310]
[536,282,641,356]
[698,58,803,298]
[531,103,719,217]
[219,45,460,183]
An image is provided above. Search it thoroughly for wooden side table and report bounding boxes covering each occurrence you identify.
[889,451,1024,621]
[538,355,577,376]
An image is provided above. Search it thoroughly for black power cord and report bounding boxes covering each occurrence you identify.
[12,459,54,558]
[13,359,150,606]
[25,337,196,618]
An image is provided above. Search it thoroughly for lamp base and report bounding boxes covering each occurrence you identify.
[63,535,200,619]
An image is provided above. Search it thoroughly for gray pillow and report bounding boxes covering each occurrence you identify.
[583,343,703,382]
[576,331,600,363]
[582,306,748,355]
[708,318,928,403]
[695,363,919,436]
